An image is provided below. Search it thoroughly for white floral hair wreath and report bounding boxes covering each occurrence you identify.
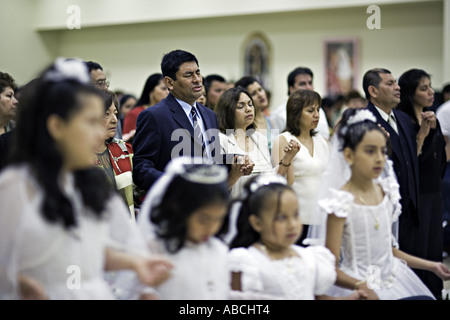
[43,57,90,84]
[165,156,228,185]
[247,174,288,194]
[346,109,377,126]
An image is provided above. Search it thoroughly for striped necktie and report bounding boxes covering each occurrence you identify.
[191,106,206,153]
[387,113,398,134]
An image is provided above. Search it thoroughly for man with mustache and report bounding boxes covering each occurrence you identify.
[364,68,437,294]
[132,50,252,193]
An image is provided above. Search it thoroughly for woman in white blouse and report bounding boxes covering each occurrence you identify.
[271,89,330,245]
[215,86,299,199]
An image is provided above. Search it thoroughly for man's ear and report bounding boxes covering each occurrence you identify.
[164,76,174,91]
[249,214,263,233]
[343,147,354,167]
[46,114,65,142]
[288,85,295,96]
[368,85,378,99]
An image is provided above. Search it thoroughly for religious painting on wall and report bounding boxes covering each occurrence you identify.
[324,37,358,99]
[243,32,271,90]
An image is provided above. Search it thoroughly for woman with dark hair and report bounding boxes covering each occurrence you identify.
[136,157,231,299]
[0,72,18,136]
[0,58,172,299]
[122,73,169,142]
[215,86,299,199]
[115,94,136,138]
[397,68,447,298]
[235,76,273,153]
[95,90,142,220]
[271,89,330,245]
[0,72,19,171]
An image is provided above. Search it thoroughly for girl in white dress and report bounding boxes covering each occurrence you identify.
[271,89,329,245]
[135,157,232,300]
[215,86,300,199]
[312,108,450,300]
[0,58,172,300]
[227,174,362,300]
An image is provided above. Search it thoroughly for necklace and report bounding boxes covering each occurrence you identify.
[348,183,381,230]
[259,243,297,274]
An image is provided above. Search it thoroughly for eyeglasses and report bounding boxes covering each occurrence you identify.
[93,79,110,88]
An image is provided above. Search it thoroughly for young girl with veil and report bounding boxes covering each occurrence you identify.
[134,157,231,299]
[227,174,364,300]
[0,58,172,300]
[310,108,450,300]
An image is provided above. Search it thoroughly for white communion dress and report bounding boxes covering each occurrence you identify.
[0,165,143,300]
[227,245,336,300]
[136,221,231,300]
[318,176,435,300]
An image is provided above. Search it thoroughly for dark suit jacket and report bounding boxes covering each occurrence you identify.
[366,102,420,222]
[0,130,13,172]
[132,93,221,191]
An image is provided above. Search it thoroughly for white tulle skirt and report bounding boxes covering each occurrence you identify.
[326,258,435,300]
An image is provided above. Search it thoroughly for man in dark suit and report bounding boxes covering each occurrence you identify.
[132,50,252,192]
[363,68,433,269]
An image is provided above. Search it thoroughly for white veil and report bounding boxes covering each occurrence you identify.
[304,109,402,247]
[137,156,229,249]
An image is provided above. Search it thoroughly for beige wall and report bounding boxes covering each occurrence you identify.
[1,0,445,109]
[0,0,53,87]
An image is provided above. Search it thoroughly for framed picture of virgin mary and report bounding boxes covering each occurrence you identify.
[243,32,271,89]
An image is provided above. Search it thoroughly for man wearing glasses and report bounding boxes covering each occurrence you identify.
[85,61,110,90]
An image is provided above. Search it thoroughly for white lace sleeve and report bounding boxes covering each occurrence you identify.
[318,189,354,218]
[309,246,337,295]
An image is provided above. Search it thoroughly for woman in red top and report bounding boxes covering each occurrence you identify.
[122,73,169,142]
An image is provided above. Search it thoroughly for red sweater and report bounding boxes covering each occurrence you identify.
[122,105,146,139]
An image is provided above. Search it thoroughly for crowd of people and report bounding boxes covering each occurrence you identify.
[0,49,449,301]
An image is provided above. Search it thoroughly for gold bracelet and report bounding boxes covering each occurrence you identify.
[354,280,365,290]
[279,160,291,167]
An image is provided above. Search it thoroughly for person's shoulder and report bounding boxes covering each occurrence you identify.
[393,108,409,119]
[437,100,450,116]
[314,133,328,144]
[143,99,171,115]
[197,103,217,117]
[228,246,251,260]
[0,164,35,193]
[209,237,230,252]
[129,105,145,115]
[292,244,334,259]
[111,138,133,153]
